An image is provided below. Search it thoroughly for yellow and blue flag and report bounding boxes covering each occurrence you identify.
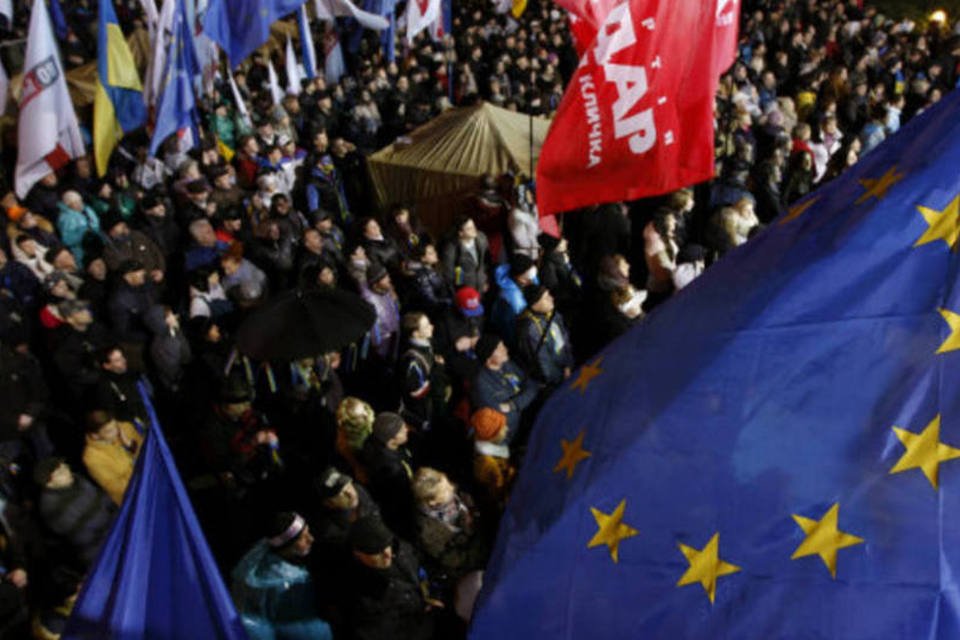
[93,0,146,176]
[471,89,960,638]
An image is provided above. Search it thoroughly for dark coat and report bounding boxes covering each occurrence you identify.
[345,540,434,640]
[39,476,116,567]
[471,361,540,438]
[440,233,489,292]
[360,438,415,537]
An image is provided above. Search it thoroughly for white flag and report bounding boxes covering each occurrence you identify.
[405,0,440,44]
[285,36,302,95]
[267,60,283,106]
[144,0,175,107]
[323,30,345,85]
[314,0,388,31]
[0,61,8,117]
[139,0,159,40]
[15,0,85,198]
[228,69,251,127]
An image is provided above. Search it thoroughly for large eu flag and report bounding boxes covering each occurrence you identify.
[63,384,247,639]
[204,0,308,67]
[471,90,960,638]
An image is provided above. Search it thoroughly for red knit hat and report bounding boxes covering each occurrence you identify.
[471,408,507,442]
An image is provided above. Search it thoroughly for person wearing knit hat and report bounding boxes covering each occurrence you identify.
[470,408,515,510]
[471,331,540,445]
[454,286,484,318]
[361,412,416,537]
[518,283,575,386]
[361,259,401,362]
[345,515,437,639]
[231,512,333,640]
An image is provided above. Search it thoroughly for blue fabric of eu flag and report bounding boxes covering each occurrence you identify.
[470,89,960,639]
[63,384,247,639]
[204,0,309,67]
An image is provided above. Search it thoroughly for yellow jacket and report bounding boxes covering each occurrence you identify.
[83,421,143,505]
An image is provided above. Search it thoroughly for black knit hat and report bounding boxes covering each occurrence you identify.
[538,232,561,254]
[314,467,351,499]
[509,253,536,278]
[475,333,502,363]
[366,262,389,286]
[522,284,548,307]
[350,516,393,554]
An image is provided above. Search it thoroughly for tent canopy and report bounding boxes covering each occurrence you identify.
[367,102,551,232]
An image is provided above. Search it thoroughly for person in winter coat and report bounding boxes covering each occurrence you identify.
[537,233,581,322]
[52,301,110,407]
[81,410,142,505]
[361,264,401,362]
[107,260,160,350]
[642,209,679,297]
[220,243,269,308]
[411,467,486,580]
[359,217,401,274]
[516,285,574,387]
[231,512,333,640]
[0,344,54,477]
[56,191,101,265]
[507,185,540,260]
[335,397,375,484]
[470,335,540,443]
[144,306,192,394]
[591,254,646,349]
[35,458,116,567]
[100,214,166,284]
[490,254,538,349]
[403,242,452,317]
[345,516,436,640]
[384,206,423,264]
[470,408,515,513]
[398,312,449,430]
[188,268,234,320]
[434,287,485,385]
[360,413,416,538]
[441,216,489,293]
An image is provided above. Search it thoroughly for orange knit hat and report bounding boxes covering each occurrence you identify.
[471,408,507,442]
[5,205,26,223]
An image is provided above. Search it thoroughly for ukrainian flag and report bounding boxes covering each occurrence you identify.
[93,0,146,176]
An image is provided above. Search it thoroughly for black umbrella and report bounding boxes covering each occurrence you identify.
[236,287,376,361]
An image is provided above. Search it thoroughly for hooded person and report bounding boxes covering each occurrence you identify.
[231,512,333,640]
[360,412,416,537]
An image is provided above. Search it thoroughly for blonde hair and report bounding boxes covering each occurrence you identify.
[412,467,448,504]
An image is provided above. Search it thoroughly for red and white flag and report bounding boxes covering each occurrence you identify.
[405,0,439,44]
[15,0,85,198]
[536,0,721,216]
[712,0,740,77]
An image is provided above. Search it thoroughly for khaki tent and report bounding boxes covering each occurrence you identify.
[367,102,551,233]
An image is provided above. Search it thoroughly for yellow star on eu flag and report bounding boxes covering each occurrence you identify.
[570,357,603,394]
[676,532,741,604]
[935,308,960,355]
[914,194,960,251]
[855,165,904,205]
[889,414,960,489]
[587,499,638,563]
[791,503,864,579]
[778,195,820,226]
[553,430,592,480]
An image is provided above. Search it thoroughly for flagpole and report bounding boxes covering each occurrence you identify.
[528,111,533,179]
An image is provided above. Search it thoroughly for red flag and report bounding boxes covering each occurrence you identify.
[712,0,740,77]
[536,0,720,216]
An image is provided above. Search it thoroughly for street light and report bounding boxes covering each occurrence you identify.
[930,9,948,24]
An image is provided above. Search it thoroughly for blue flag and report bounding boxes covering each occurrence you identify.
[204,0,308,68]
[149,0,199,157]
[48,0,67,39]
[63,384,247,638]
[297,5,317,79]
[471,89,960,638]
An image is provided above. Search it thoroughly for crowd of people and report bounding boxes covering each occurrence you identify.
[0,0,958,637]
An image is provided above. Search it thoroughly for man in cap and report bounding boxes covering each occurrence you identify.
[345,515,437,640]
[231,511,333,640]
[471,334,540,444]
[434,286,486,386]
[516,284,574,387]
[100,212,165,284]
[361,412,416,537]
[107,259,160,349]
